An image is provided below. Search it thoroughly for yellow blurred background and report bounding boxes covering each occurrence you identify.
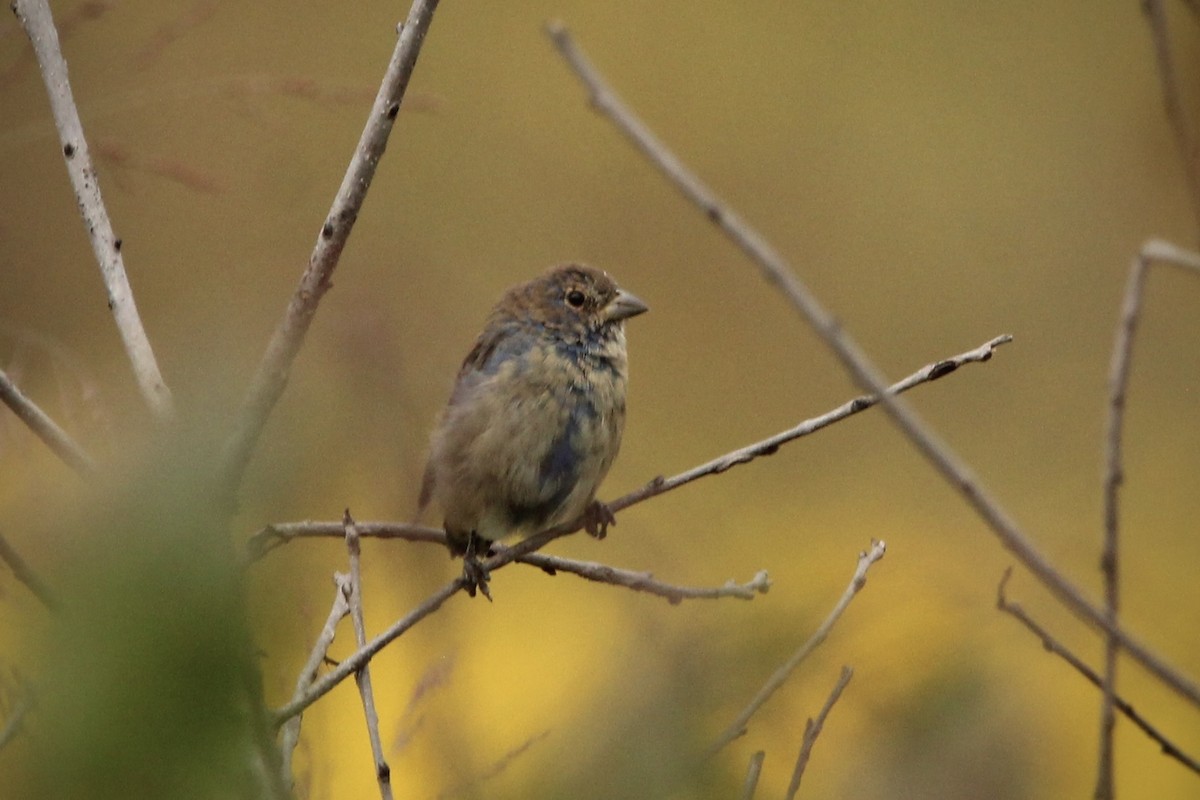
[1,1,1199,797]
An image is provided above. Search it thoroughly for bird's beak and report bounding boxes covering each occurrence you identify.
[605,289,649,322]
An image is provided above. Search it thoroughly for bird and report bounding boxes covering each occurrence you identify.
[418,263,648,599]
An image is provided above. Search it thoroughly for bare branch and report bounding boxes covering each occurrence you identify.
[247,521,445,561]
[343,511,393,800]
[1098,238,1200,794]
[1142,0,1200,233]
[0,531,59,611]
[785,666,854,800]
[739,751,765,800]
[249,332,1013,560]
[998,570,1200,776]
[221,0,442,490]
[263,329,1010,724]
[511,550,770,603]
[272,520,607,726]
[272,575,461,727]
[279,573,352,784]
[607,335,1012,516]
[0,368,96,477]
[710,542,884,754]
[546,23,1200,710]
[435,729,551,799]
[12,0,173,419]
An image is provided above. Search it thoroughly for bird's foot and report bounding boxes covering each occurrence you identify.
[582,500,616,540]
[461,533,493,601]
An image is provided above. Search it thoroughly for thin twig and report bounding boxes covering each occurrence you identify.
[12,0,173,419]
[0,368,96,477]
[785,666,854,800]
[279,574,352,784]
[546,23,1200,710]
[739,751,765,800]
[248,521,445,561]
[1142,0,1200,234]
[248,333,1014,561]
[710,542,884,754]
[343,511,393,800]
[435,729,551,799]
[272,575,461,726]
[998,569,1200,776]
[511,550,770,603]
[221,0,441,490]
[1098,238,1200,795]
[0,531,59,611]
[605,335,1012,516]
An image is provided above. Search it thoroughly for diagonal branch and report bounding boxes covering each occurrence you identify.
[1142,0,1200,234]
[998,569,1200,776]
[709,542,884,754]
[739,750,766,800]
[12,0,173,419]
[221,0,441,490]
[784,665,854,800]
[247,333,1013,560]
[0,531,59,611]
[546,22,1200,710]
[0,368,96,477]
[279,573,352,785]
[510,550,770,603]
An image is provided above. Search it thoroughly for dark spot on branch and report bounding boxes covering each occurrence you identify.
[759,443,779,456]
[386,102,400,120]
[849,396,872,412]
[63,142,76,158]
[113,238,122,252]
[377,762,391,781]
[706,204,722,223]
[928,360,958,379]
[322,220,335,238]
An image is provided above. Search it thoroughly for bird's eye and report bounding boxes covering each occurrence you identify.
[565,289,587,308]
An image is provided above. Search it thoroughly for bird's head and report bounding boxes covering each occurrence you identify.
[504,263,648,339]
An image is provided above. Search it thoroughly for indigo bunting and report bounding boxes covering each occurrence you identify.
[419,264,648,598]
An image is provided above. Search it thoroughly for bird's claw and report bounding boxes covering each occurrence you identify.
[462,555,493,601]
[583,500,616,540]
[461,532,493,601]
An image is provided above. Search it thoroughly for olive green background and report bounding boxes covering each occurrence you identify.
[1,1,1198,798]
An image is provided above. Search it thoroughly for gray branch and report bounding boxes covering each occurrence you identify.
[12,0,173,419]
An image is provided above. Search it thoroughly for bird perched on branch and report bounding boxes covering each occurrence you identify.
[418,264,648,599]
